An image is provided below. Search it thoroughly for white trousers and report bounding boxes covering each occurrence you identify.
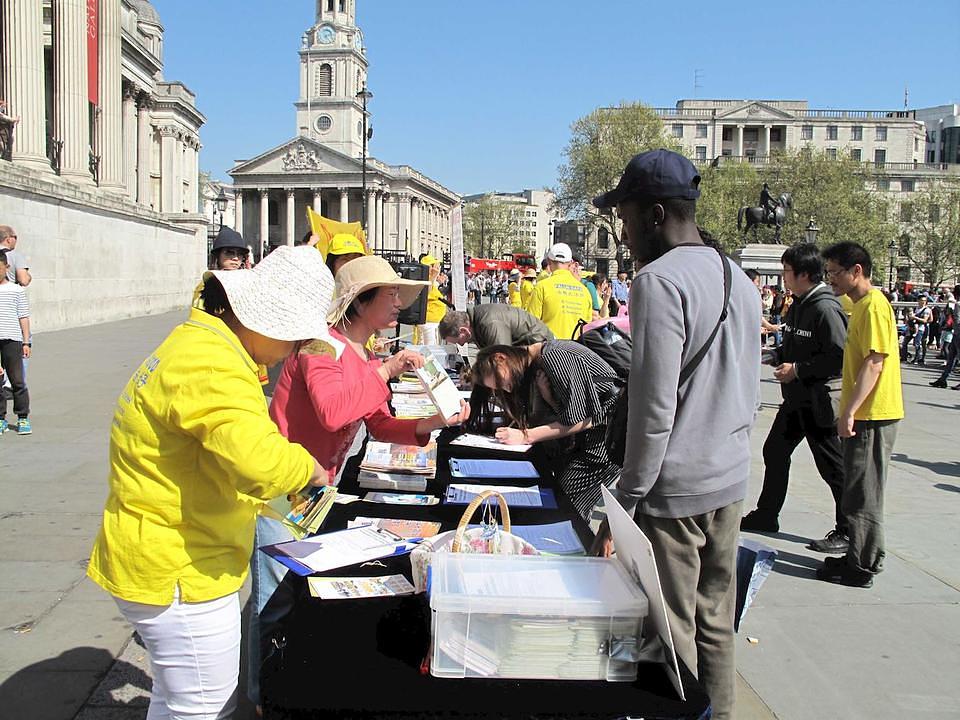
[114,589,240,720]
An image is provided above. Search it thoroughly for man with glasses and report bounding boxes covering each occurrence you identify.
[0,226,32,286]
[818,242,903,588]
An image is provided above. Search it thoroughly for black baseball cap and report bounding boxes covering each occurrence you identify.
[592,149,701,209]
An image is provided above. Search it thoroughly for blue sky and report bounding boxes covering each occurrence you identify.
[155,0,960,196]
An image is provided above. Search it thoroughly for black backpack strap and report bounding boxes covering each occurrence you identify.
[678,248,732,387]
[571,317,588,340]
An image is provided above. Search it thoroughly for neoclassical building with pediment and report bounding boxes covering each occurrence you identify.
[230,0,459,260]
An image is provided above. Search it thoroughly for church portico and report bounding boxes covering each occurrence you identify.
[229,0,458,261]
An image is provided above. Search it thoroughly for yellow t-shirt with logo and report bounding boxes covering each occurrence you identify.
[508,281,522,308]
[840,288,904,421]
[527,268,593,340]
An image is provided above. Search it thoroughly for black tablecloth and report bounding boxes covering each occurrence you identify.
[260,431,711,720]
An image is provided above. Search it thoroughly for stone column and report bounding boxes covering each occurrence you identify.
[158,125,177,212]
[762,125,771,159]
[234,189,244,237]
[312,188,323,213]
[366,190,376,246]
[286,188,296,246]
[339,187,350,221]
[735,124,744,158]
[136,92,152,205]
[96,0,123,189]
[54,0,92,182]
[121,82,138,197]
[410,198,421,258]
[376,191,385,250]
[1,0,49,170]
[399,193,412,255]
[259,189,270,256]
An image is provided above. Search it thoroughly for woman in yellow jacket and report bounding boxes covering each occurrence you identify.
[87,246,335,720]
[416,253,448,345]
[507,269,523,307]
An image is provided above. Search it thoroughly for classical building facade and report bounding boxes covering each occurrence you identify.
[461,189,559,261]
[0,0,206,331]
[229,0,459,261]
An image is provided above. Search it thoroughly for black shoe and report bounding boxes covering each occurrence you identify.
[930,379,948,388]
[808,529,850,553]
[816,562,873,588]
[740,510,779,533]
[822,555,847,569]
[953,384,960,391]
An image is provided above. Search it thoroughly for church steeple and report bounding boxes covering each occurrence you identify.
[296,0,368,158]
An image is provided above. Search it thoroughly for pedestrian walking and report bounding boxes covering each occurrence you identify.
[817,242,903,588]
[0,250,31,435]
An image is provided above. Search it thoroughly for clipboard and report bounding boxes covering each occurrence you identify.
[448,458,539,479]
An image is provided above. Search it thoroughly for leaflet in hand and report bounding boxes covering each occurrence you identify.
[282,486,337,539]
[413,352,462,420]
[308,574,416,600]
[449,433,532,454]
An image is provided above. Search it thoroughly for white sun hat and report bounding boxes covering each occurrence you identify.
[327,255,430,325]
[204,245,335,342]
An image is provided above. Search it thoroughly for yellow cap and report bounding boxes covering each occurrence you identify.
[420,254,440,267]
[328,233,367,256]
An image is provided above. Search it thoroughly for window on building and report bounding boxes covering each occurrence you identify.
[597,259,609,276]
[826,148,838,160]
[695,124,708,138]
[876,178,890,191]
[929,204,941,224]
[827,125,838,140]
[914,137,919,151]
[874,149,886,166]
[900,202,913,222]
[900,235,911,256]
[929,150,936,163]
[339,0,345,10]
[851,148,862,162]
[721,149,732,156]
[851,125,863,141]
[876,126,887,141]
[269,199,279,225]
[901,179,914,192]
[722,127,732,141]
[316,64,333,96]
[672,124,684,138]
[327,0,333,10]
[744,127,759,142]
[801,125,813,140]
[770,128,782,142]
[598,227,609,249]
[695,146,707,161]
[931,130,937,143]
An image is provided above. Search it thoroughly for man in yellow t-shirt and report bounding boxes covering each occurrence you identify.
[527,242,593,340]
[818,242,903,589]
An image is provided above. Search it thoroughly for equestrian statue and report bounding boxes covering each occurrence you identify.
[738,183,793,243]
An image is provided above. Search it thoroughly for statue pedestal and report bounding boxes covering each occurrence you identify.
[732,243,784,288]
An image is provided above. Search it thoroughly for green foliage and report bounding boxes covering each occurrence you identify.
[463,195,517,259]
[696,161,759,252]
[552,102,679,246]
[899,181,960,287]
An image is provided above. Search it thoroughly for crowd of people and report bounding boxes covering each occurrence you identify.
[0,146,928,720]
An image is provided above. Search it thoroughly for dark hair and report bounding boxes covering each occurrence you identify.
[467,345,534,433]
[744,268,760,281]
[822,241,873,276]
[0,249,7,267]
[661,197,697,224]
[199,276,232,317]
[343,286,382,322]
[326,254,339,276]
[297,231,313,247]
[593,272,608,288]
[438,310,469,341]
[780,243,824,283]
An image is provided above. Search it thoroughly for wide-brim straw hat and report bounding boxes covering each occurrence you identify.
[327,255,429,325]
[204,245,334,342]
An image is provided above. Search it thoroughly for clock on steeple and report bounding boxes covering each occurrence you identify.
[296,0,369,158]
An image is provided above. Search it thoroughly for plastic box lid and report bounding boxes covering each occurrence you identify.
[430,553,648,618]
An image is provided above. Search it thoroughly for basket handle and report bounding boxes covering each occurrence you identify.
[452,490,511,552]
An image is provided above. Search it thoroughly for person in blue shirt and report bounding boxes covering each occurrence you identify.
[611,270,630,304]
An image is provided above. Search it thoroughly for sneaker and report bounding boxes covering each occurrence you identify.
[16,417,31,435]
[740,510,779,533]
[816,562,873,588]
[808,529,850,553]
[0,418,7,435]
[930,379,948,388]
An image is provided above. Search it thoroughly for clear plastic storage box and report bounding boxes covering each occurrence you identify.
[429,553,648,681]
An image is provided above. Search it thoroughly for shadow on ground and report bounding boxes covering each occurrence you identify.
[891,453,960,479]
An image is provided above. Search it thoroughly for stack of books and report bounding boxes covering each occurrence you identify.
[360,441,437,477]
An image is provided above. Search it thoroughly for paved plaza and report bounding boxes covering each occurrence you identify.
[0,311,957,720]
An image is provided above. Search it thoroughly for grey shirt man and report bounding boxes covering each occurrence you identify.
[615,246,761,518]
[466,304,554,348]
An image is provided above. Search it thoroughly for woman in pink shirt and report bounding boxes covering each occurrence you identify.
[249,256,468,706]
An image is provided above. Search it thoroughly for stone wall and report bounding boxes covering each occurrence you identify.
[0,163,206,333]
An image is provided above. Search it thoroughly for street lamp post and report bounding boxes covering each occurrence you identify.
[804,216,819,244]
[214,188,228,232]
[356,85,373,232]
[887,240,898,292]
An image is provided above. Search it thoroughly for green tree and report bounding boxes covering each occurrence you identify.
[552,102,679,261]
[463,195,516,258]
[696,160,760,252]
[899,181,960,288]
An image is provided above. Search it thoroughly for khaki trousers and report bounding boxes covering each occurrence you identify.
[637,500,742,720]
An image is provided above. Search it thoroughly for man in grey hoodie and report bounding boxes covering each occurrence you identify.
[593,150,760,720]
